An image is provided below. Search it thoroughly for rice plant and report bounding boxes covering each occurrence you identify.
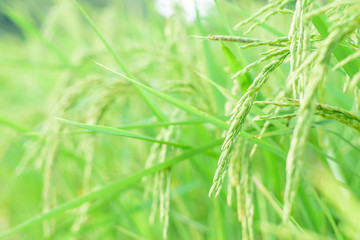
[0,0,359,239]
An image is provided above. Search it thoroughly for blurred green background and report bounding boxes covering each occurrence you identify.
[1,0,359,239]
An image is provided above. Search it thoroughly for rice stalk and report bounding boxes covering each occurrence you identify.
[226,143,242,207]
[233,0,292,35]
[232,48,289,79]
[288,0,314,98]
[239,37,289,49]
[282,6,360,223]
[203,35,288,48]
[70,82,126,237]
[144,110,181,239]
[240,145,255,240]
[254,98,360,131]
[209,51,289,198]
[39,77,101,237]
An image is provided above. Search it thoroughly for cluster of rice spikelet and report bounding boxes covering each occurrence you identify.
[144,110,182,240]
[70,82,126,237]
[208,0,360,234]
[254,99,360,133]
[39,77,102,237]
[19,77,128,238]
[283,0,360,223]
[233,0,293,35]
[210,51,289,198]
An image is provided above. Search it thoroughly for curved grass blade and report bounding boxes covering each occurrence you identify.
[115,119,212,129]
[252,177,302,231]
[24,118,230,138]
[58,118,189,149]
[311,188,344,240]
[319,127,360,154]
[0,139,223,239]
[58,118,221,158]
[0,115,29,133]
